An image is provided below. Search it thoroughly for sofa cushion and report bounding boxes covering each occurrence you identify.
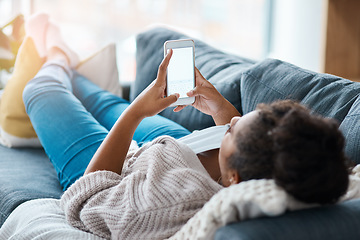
[0,37,45,148]
[215,199,360,240]
[340,96,360,164]
[240,58,360,163]
[133,27,256,132]
[240,58,360,120]
[76,43,122,97]
[0,145,63,227]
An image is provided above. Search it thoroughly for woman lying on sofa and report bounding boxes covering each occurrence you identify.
[17,14,352,239]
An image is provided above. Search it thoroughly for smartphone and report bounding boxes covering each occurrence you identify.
[164,39,196,107]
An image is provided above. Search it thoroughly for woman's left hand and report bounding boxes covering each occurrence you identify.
[129,49,179,119]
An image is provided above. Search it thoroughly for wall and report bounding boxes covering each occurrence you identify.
[268,0,325,72]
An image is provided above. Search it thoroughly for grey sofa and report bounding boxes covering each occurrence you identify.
[1,27,360,239]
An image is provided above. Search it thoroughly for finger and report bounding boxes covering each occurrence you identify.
[195,67,203,76]
[160,93,179,109]
[187,88,195,97]
[173,105,186,112]
[187,86,206,97]
[195,67,207,85]
[156,49,173,84]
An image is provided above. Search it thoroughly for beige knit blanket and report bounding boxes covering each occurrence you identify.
[169,165,360,240]
[2,166,360,240]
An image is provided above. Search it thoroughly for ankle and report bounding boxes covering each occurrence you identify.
[47,47,70,65]
[46,21,79,68]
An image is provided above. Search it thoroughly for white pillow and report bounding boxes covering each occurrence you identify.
[76,43,122,97]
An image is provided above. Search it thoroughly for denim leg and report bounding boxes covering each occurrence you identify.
[71,73,191,146]
[23,61,108,190]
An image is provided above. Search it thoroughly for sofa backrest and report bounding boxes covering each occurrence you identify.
[133,27,360,164]
[340,96,360,164]
[240,59,360,163]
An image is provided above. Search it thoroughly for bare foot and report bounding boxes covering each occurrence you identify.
[46,21,79,68]
[25,13,49,58]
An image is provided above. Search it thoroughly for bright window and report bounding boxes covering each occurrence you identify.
[0,0,269,82]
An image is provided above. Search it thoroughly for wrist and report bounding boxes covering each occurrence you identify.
[123,103,146,123]
[212,100,241,125]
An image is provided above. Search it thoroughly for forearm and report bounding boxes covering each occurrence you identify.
[84,50,178,175]
[84,106,143,175]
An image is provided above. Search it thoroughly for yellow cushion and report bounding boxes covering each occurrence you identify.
[0,37,44,147]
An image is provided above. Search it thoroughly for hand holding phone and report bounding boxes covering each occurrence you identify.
[174,67,241,125]
[128,50,179,119]
[164,39,196,107]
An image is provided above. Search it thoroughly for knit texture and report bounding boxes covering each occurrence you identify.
[60,136,223,239]
[2,164,360,240]
[0,198,105,240]
[168,165,360,240]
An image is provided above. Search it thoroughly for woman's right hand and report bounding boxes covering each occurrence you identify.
[174,68,241,125]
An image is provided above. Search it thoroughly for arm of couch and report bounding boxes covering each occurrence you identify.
[215,199,360,240]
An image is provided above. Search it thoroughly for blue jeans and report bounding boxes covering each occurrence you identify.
[23,61,191,190]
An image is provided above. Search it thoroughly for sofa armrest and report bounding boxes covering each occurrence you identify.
[215,199,360,240]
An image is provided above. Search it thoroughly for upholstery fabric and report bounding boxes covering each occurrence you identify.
[240,59,360,163]
[340,96,360,164]
[0,145,63,227]
[240,58,360,120]
[215,199,360,240]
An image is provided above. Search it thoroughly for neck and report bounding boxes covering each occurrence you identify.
[197,149,221,183]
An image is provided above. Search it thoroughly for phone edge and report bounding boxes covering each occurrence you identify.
[163,39,196,107]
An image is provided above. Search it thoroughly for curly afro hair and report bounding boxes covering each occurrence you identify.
[227,100,350,204]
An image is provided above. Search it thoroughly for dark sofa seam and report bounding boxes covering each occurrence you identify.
[344,112,360,118]
[241,72,287,98]
[269,59,360,91]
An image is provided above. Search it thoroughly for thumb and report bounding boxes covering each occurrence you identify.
[195,67,207,84]
[161,93,179,108]
[187,86,204,97]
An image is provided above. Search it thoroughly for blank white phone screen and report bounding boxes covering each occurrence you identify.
[167,47,194,98]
